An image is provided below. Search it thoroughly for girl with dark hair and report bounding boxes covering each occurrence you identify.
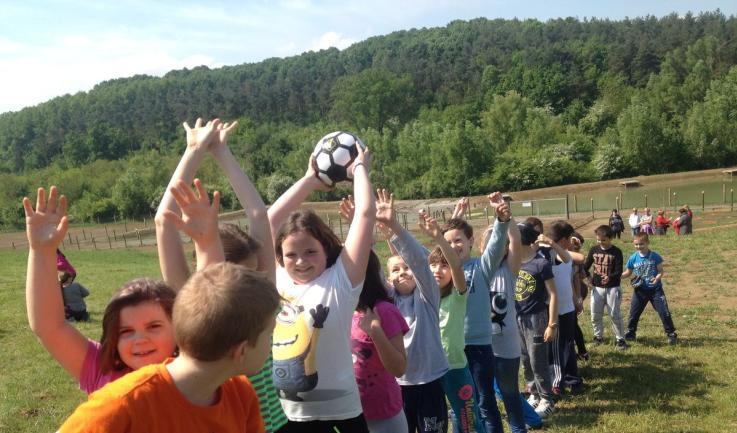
[25,187,178,395]
[267,143,375,433]
[351,250,409,433]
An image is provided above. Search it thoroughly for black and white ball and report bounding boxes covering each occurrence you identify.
[311,131,366,187]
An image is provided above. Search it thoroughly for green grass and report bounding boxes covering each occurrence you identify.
[1,230,737,432]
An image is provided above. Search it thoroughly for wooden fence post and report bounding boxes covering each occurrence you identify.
[590,198,595,218]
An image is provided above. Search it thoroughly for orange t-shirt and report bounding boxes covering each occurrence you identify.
[59,362,264,433]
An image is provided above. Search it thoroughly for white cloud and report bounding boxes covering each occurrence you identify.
[309,31,356,52]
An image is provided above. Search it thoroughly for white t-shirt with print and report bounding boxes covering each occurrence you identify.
[274,258,364,421]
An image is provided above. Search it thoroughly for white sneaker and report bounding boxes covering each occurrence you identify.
[534,398,555,418]
[527,394,540,408]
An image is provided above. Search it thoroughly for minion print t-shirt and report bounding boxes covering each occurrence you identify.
[274,258,364,421]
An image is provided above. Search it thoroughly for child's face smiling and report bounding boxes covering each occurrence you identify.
[117,301,176,371]
[281,231,327,284]
[633,239,649,254]
[443,229,473,262]
[387,256,416,295]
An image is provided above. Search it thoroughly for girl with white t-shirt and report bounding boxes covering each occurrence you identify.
[267,147,375,433]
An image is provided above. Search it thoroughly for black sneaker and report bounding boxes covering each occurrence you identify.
[624,331,636,341]
[615,339,629,350]
[592,336,604,346]
[668,333,678,345]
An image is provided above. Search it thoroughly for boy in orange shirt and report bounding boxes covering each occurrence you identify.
[58,180,281,433]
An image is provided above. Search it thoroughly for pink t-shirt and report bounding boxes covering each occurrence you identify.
[351,300,409,420]
[79,340,129,394]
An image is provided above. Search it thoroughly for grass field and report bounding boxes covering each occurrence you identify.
[2,215,737,432]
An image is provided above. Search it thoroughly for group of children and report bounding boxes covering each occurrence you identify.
[24,118,678,433]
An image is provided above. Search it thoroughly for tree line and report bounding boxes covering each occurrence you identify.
[2,11,737,227]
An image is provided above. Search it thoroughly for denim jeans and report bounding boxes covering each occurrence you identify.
[494,356,528,433]
[517,310,553,402]
[464,344,503,433]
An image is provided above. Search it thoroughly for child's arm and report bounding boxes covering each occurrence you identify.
[544,278,558,343]
[24,187,88,381]
[79,284,90,298]
[379,191,438,304]
[478,192,512,282]
[611,249,624,282]
[538,233,572,264]
[209,121,276,282]
[418,212,466,293]
[451,197,469,219]
[161,179,224,269]
[653,262,664,285]
[507,218,522,276]
[358,308,407,377]
[267,157,329,242]
[583,247,594,272]
[155,118,219,290]
[339,147,376,286]
[621,257,633,279]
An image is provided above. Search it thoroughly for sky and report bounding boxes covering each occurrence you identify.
[1,0,736,114]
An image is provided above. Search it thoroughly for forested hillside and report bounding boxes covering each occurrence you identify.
[2,11,737,226]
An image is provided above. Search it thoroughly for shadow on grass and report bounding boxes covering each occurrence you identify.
[553,350,714,431]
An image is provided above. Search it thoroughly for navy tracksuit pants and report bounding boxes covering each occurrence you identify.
[627,287,676,335]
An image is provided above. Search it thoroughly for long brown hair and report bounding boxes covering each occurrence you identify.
[275,210,343,269]
[98,278,176,373]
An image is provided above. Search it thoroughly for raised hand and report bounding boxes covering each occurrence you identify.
[417,211,442,240]
[451,197,469,219]
[162,179,220,245]
[305,154,334,192]
[351,144,373,176]
[339,195,355,223]
[23,186,69,251]
[210,120,239,155]
[488,191,511,221]
[183,118,221,151]
[375,189,395,225]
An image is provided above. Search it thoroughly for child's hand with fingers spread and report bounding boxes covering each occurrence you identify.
[417,211,442,240]
[23,186,69,251]
[162,179,220,245]
[339,195,355,223]
[183,118,221,152]
[375,189,395,226]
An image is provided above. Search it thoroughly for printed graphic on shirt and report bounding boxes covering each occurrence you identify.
[592,252,614,285]
[515,270,536,302]
[272,295,329,401]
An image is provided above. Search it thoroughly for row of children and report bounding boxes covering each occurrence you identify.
[23,118,677,433]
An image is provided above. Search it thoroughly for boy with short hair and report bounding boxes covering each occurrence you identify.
[583,225,627,350]
[622,233,678,345]
[442,193,512,432]
[60,182,281,433]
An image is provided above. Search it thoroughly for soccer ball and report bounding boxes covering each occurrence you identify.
[311,131,366,187]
